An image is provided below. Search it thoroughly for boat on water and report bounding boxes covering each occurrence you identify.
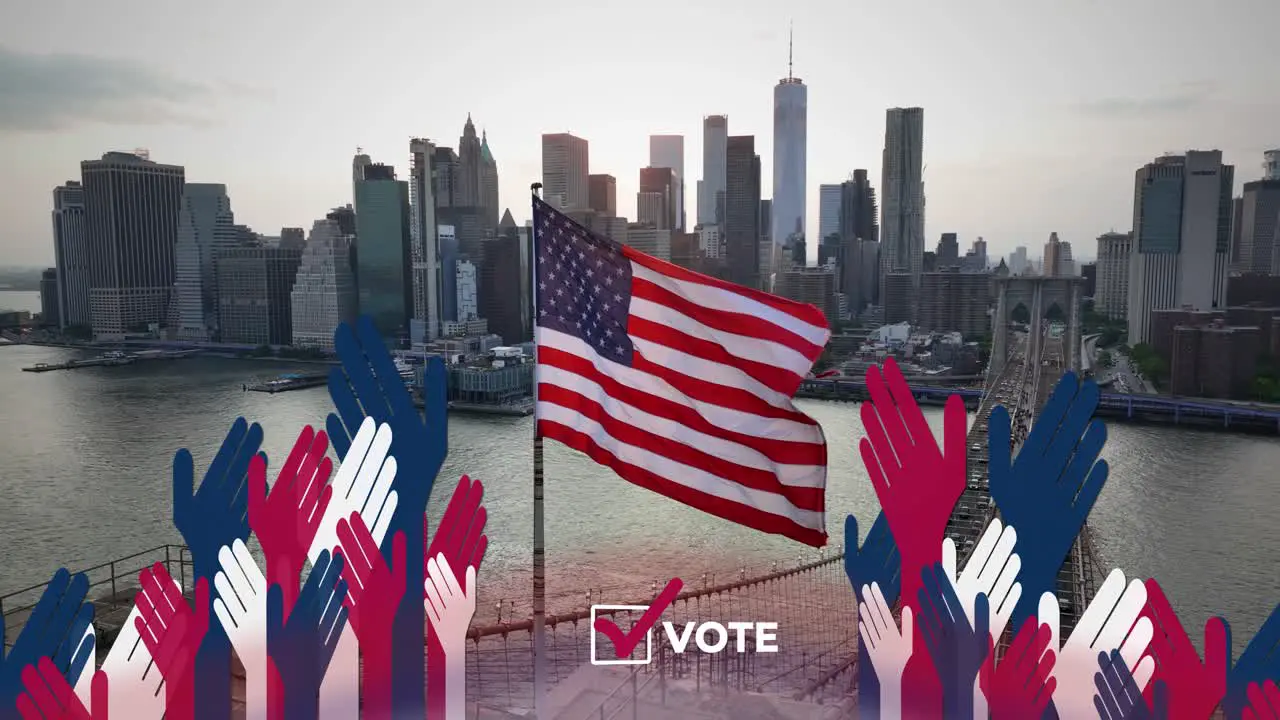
[98,351,135,366]
[394,357,416,382]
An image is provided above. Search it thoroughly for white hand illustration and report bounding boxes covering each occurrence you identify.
[72,624,96,701]
[1039,568,1154,720]
[310,417,398,720]
[943,518,1022,719]
[424,554,477,720]
[212,539,268,720]
[85,577,181,719]
[857,581,913,720]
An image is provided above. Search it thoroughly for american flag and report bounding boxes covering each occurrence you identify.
[532,196,831,547]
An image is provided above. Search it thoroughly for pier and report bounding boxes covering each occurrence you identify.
[246,372,329,393]
[21,349,199,373]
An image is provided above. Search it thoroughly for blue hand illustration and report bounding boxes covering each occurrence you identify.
[844,513,901,719]
[1225,604,1280,720]
[916,562,989,719]
[988,372,1108,628]
[172,416,264,720]
[268,550,349,720]
[326,316,448,714]
[0,568,95,711]
[1094,650,1166,719]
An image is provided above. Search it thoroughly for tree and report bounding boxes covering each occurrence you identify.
[1097,350,1113,368]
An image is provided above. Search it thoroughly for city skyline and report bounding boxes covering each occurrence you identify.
[2,0,1278,267]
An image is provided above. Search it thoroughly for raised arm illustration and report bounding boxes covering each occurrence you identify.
[842,512,900,720]
[1244,680,1280,720]
[1224,603,1280,720]
[425,475,488,720]
[335,513,406,720]
[858,357,966,717]
[326,316,448,717]
[171,417,262,720]
[916,563,990,719]
[855,580,912,719]
[266,550,348,720]
[1039,569,1153,720]
[134,565,211,720]
[423,554,477,720]
[988,372,1109,630]
[0,569,94,714]
[307,417,398,720]
[211,540,268,720]
[980,616,1057,720]
[1140,579,1227,719]
[17,658,108,720]
[1094,650,1166,720]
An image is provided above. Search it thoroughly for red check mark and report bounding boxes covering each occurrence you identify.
[593,578,684,659]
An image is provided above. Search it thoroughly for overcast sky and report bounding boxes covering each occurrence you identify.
[2,0,1276,268]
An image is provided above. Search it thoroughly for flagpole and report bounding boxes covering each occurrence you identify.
[529,183,548,720]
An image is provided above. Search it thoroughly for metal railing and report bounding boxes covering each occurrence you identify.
[0,544,192,648]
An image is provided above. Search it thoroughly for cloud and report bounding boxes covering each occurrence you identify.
[0,46,216,132]
[1077,81,1217,118]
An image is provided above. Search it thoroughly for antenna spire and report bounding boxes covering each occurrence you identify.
[787,22,793,79]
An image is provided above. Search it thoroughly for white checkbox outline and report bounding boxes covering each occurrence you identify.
[589,604,653,666]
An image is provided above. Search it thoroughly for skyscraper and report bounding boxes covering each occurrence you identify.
[639,166,677,230]
[291,215,358,351]
[936,233,959,268]
[1127,151,1233,344]
[81,151,185,339]
[880,108,926,310]
[838,171,878,315]
[588,174,617,216]
[51,181,89,329]
[215,245,302,346]
[724,136,761,289]
[1044,232,1064,277]
[649,135,685,231]
[1238,178,1280,274]
[457,115,499,229]
[541,133,589,211]
[1096,231,1132,320]
[354,163,413,342]
[772,33,807,281]
[479,132,500,230]
[699,116,728,226]
[171,184,240,341]
[818,185,841,242]
[409,138,439,340]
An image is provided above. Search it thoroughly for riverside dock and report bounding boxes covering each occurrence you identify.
[21,349,199,373]
[246,372,329,393]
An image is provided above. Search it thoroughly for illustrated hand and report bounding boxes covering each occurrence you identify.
[1095,650,1167,720]
[1041,569,1154,720]
[425,475,489,720]
[211,540,268,720]
[1140,579,1227,719]
[267,550,348,720]
[1244,680,1280,720]
[16,659,107,720]
[859,357,966,607]
[856,581,912,719]
[843,513,901,719]
[95,578,182,719]
[980,616,1057,720]
[942,517,1021,640]
[1225,604,1280,720]
[916,563,990,719]
[249,425,333,612]
[307,417,398,720]
[326,316,446,522]
[172,416,262,581]
[134,565,211,720]
[0,569,95,712]
[424,554,477,720]
[172,417,262,720]
[989,372,1108,628]
[335,513,405,720]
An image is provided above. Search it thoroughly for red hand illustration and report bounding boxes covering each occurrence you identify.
[425,475,489,720]
[248,425,334,613]
[1141,579,1228,719]
[980,617,1058,719]
[336,513,406,720]
[134,564,210,720]
[16,658,108,720]
[1245,680,1280,720]
[859,357,966,719]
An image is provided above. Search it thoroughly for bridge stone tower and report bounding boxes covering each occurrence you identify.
[991,276,1084,376]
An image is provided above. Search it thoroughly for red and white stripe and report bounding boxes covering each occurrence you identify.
[536,247,831,547]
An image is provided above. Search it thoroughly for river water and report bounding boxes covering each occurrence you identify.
[1,290,1277,648]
